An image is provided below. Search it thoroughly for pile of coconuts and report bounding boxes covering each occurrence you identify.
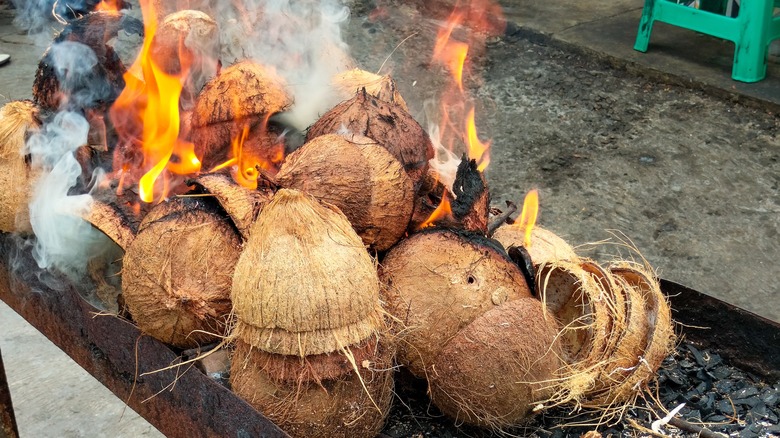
[0,7,677,437]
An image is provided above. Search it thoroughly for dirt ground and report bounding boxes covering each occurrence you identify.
[344,0,780,323]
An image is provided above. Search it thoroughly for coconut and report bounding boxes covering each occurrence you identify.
[0,101,42,233]
[306,89,434,190]
[331,68,408,112]
[188,172,275,241]
[275,133,414,251]
[150,10,220,110]
[191,60,293,168]
[231,188,384,356]
[492,225,579,266]
[379,229,532,377]
[429,297,564,429]
[582,263,675,407]
[122,195,241,348]
[230,338,394,438]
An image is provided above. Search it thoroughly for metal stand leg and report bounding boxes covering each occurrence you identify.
[0,348,19,438]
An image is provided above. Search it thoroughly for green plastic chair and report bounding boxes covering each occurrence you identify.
[634,0,780,82]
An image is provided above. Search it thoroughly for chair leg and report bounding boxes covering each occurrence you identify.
[731,0,773,82]
[634,0,658,52]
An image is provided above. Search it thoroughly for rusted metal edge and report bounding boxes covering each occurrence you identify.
[0,348,19,438]
[0,235,288,438]
[662,279,780,381]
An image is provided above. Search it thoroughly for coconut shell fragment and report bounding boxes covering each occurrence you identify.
[122,196,240,348]
[379,229,532,377]
[429,297,563,428]
[331,68,408,111]
[307,89,434,189]
[493,225,579,266]
[276,134,414,251]
[230,338,394,438]
[231,189,384,356]
[0,101,42,233]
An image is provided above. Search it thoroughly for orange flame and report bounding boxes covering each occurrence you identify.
[111,0,200,203]
[95,0,121,14]
[465,107,490,171]
[433,10,469,92]
[515,189,539,247]
[418,191,453,229]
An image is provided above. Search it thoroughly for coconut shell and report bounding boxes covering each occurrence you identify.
[306,89,433,189]
[231,189,384,356]
[379,229,532,377]
[331,69,408,112]
[188,172,275,241]
[191,60,293,128]
[83,199,137,250]
[122,196,240,348]
[583,263,674,407]
[230,338,394,438]
[150,10,220,110]
[276,134,414,251]
[492,226,579,266]
[429,298,564,428]
[0,101,42,233]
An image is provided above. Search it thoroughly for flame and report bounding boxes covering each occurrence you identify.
[433,10,469,92]
[515,189,539,247]
[418,191,453,229]
[465,107,490,171]
[110,0,200,203]
[95,0,121,14]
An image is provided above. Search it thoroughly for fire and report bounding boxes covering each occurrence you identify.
[465,107,490,171]
[515,189,539,247]
[110,0,200,203]
[94,0,121,14]
[433,10,469,92]
[418,191,453,229]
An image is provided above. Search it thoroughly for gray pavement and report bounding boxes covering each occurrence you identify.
[0,0,778,437]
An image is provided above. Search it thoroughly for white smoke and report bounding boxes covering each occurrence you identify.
[214,0,354,130]
[27,111,112,277]
[427,123,460,192]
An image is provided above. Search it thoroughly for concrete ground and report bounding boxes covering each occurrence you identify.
[0,0,778,437]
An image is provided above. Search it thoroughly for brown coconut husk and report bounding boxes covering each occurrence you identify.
[492,225,579,266]
[379,229,532,377]
[230,337,395,438]
[187,172,275,241]
[0,101,42,233]
[150,10,220,110]
[122,195,241,348]
[306,89,434,190]
[429,297,564,429]
[33,11,142,111]
[582,263,674,408]
[191,61,293,167]
[409,168,451,230]
[83,198,138,250]
[536,260,618,404]
[331,68,409,112]
[276,133,414,251]
[231,189,384,356]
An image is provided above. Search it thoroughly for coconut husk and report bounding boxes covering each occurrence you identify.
[187,172,275,241]
[450,157,490,233]
[429,297,564,429]
[231,189,384,356]
[122,196,240,348]
[192,60,293,127]
[83,198,137,250]
[0,101,42,233]
[408,168,451,231]
[492,225,579,266]
[306,89,433,190]
[150,10,220,110]
[275,133,414,251]
[33,11,143,111]
[331,68,408,112]
[582,263,674,407]
[230,337,394,438]
[378,229,532,377]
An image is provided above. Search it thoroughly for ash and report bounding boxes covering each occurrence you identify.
[379,343,780,437]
